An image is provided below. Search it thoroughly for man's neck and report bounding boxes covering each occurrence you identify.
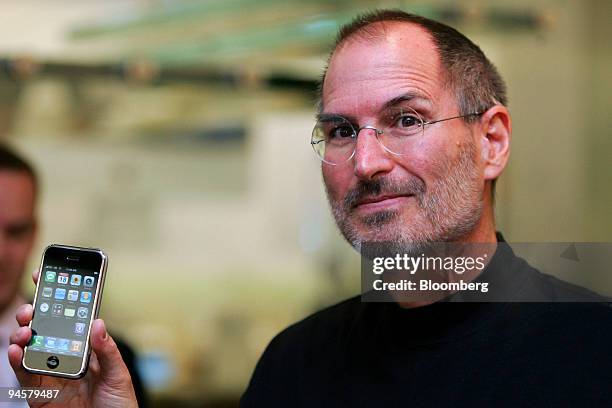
[396,204,498,308]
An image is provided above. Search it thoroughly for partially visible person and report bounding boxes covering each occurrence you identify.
[0,145,35,407]
[0,144,147,407]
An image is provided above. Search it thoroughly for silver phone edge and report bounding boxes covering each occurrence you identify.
[22,244,108,379]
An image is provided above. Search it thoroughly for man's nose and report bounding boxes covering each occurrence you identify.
[353,127,394,180]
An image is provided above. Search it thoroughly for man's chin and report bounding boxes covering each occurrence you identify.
[346,213,419,244]
[355,209,399,228]
[0,281,20,305]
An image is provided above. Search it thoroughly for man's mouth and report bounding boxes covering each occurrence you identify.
[353,194,414,213]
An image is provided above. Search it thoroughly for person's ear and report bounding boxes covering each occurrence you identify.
[479,105,511,181]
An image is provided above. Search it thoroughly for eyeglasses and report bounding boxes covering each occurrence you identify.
[311,106,484,165]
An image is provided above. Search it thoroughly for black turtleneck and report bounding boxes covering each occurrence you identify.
[241,235,612,407]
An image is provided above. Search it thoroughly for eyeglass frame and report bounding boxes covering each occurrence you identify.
[311,110,486,165]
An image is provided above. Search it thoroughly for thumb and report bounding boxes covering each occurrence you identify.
[89,319,133,389]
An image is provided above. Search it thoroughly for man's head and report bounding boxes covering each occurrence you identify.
[0,144,37,311]
[318,10,511,249]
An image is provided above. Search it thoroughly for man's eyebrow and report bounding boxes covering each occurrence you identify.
[315,112,357,123]
[6,220,35,235]
[380,92,433,112]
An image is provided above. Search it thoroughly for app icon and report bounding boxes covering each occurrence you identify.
[67,290,79,301]
[70,274,82,286]
[42,287,53,298]
[80,291,92,303]
[39,303,49,313]
[54,288,66,300]
[45,337,57,349]
[57,338,70,351]
[58,273,69,284]
[31,335,44,346]
[83,276,95,287]
[77,307,88,319]
[74,322,86,335]
[44,271,56,283]
[64,308,76,317]
[70,341,82,352]
[52,303,64,316]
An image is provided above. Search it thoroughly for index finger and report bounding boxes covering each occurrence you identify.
[32,268,39,285]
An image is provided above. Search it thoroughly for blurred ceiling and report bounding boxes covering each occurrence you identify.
[0,0,547,86]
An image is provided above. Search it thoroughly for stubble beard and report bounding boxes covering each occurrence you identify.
[326,140,484,252]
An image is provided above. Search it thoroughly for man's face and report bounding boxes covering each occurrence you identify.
[0,170,36,310]
[321,23,486,248]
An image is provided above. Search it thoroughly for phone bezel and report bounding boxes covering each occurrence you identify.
[23,244,107,379]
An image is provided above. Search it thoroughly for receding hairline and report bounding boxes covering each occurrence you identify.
[319,20,450,112]
[335,19,436,51]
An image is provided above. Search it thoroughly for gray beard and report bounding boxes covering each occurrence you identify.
[326,140,483,251]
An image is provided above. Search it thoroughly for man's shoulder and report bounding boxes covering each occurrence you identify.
[540,274,609,301]
[506,260,612,335]
[520,260,611,303]
[500,242,611,303]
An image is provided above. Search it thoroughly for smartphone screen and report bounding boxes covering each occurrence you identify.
[23,245,107,378]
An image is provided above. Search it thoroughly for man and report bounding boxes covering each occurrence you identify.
[1,145,147,407]
[239,10,612,406]
[0,145,37,408]
[8,9,612,407]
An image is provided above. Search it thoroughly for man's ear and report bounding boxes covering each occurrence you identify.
[479,105,511,181]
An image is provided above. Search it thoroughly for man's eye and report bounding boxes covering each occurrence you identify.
[7,225,33,240]
[395,115,420,128]
[329,126,354,139]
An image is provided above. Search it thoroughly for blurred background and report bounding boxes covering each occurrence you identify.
[0,0,610,406]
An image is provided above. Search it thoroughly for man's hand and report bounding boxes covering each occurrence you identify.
[6,269,138,408]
